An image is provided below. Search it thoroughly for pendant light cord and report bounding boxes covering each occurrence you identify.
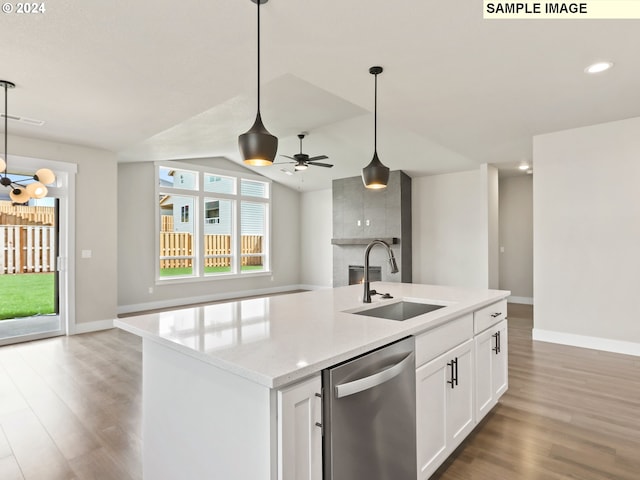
[256,0,261,115]
[373,71,378,154]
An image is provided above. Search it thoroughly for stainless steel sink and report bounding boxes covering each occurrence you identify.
[352,301,445,321]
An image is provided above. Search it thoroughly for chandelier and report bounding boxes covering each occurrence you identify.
[0,80,56,204]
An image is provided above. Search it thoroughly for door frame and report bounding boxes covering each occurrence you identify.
[0,154,76,346]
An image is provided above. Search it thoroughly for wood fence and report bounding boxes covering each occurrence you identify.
[0,201,55,226]
[159,233,263,268]
[0,225,56,274]
[161,215,174,232]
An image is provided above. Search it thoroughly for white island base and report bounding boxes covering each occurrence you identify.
[116,283,509,480]
[143,339,281,480]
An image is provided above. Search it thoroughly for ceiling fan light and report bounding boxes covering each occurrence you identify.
[26,181,48,199]
[34,167,56,185]
[294,163,308,171]
[239,115,278,167]
[362,152,390,189]
[10,187,31,204]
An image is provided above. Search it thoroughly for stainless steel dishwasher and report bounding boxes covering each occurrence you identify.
[322,336,416,480]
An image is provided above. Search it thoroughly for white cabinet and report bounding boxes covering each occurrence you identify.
[416,339,475,480]
[475,319,508,421]
[277,374,323,480]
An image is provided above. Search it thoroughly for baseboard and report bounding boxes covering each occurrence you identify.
[117,284,309,315]
[72,318,115,335]
[508,296,533,305]
[532,328,640,357]
[297,284,332,291]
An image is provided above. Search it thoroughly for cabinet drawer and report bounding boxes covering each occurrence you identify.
[473,299,507,334]
[415,314,473,367]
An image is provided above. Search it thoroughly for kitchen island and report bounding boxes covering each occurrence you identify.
[115,282,510,480]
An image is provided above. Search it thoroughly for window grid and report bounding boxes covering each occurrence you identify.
[156,163,270,282]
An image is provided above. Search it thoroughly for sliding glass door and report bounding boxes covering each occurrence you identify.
[0,192,63,345]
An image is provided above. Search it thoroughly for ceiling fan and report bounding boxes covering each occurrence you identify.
[277,133,333,171]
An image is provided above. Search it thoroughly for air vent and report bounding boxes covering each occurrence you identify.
[0,113,45,126]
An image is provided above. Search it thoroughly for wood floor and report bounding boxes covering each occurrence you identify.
[434,303,640,480]
[1,303,639,479]
[0,329,143,480]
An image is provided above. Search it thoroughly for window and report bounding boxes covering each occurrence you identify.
[180,205,189,223]
[205,201,220,224]
[156,163,271,281]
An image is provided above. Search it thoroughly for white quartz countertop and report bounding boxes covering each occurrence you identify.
[115,283,509,389]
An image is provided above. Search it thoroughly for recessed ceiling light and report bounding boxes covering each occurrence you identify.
[585,61,614,74]
[280,169,293,176]
[518,164,529,171]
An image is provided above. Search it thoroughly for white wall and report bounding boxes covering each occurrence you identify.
[481,164,500,289]
[533,117,640,355]
[9,134,118,329]
[499,175,533,302]
[117,159,302,312]
[299,189,332,288]
[412,170,489,288]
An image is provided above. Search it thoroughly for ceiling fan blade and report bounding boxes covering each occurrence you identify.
[272,161,296,165]
[307,155,328,161]
[308,162,333,168]
[280,155,297,160]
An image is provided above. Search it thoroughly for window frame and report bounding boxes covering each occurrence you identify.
[155,161,272,284]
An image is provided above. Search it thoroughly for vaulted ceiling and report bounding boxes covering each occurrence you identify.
[2,1,638,190]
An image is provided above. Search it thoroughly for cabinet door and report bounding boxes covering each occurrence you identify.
[475,320,508,421]
[416,355,448,480]
[474,327,495,420]
[416,339,474,480]
[278,375,322,480]
[492,320,508,400]
[446,340,475,451]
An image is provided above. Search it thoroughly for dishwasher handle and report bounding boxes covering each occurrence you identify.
[335,352,413,399]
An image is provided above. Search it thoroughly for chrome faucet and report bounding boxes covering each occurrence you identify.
[363,239,399,303]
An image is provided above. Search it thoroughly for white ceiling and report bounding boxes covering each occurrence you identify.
[2,0,638,191]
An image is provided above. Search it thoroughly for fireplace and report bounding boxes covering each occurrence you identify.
[332,171,412,287]
[349,265,381,285]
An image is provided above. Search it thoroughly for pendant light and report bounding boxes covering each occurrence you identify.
[361,66,390,189]
[0,80,56,203]
[239,0,278,166]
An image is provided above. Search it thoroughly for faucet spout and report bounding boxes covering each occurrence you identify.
[363,239,399,303]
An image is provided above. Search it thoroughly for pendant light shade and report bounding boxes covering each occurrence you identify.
[0,80,56,204]
[362,152,389,189]
[35,167,56,185]
[239,0,278,166]
[362,66,390,189]
[9,187,30,204]
[26,181,48,199]
[239,113,278,166]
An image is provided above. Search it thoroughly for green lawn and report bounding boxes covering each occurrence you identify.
[160,265,264,277]
[0,273,55,320]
